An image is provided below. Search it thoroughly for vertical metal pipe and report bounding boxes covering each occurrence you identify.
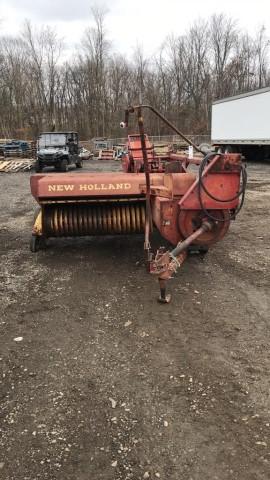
[137,107,152,255]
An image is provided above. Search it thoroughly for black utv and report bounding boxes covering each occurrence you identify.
[35,132,82,172]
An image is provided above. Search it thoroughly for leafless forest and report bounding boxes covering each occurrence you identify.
[0,10,270,139]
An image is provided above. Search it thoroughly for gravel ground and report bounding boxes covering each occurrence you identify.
[0,159,270,480]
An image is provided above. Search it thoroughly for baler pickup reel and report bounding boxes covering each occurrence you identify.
[30,105,246,303]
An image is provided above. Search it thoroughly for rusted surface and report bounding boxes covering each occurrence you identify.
[124,104,202,153]
[178,209,230,246]
[150,221,213,298]
[30,172,164,200]
[122,135,201,174]
[150,248,187,280]
[151,197,182,246]
[163,172,196,196]
[180,173,241,210]
[158,278,172,303]
[30,105,245,301]
[179,154,241,210]
[170,220,212,258]
[122,134,157,173]
[30,154,243,290]
[136,106,152,255]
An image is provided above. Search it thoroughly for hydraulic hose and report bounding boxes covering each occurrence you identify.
[198,152,247,223]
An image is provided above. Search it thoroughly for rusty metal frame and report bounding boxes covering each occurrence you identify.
[124,105,202,153]
[124,104,204,264]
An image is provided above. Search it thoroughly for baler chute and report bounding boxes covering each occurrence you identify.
[30,105,247,302]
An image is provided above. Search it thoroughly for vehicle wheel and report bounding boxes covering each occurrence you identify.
[30,235,40,252]
[60,159,68,172]
[255,147,265,162]
[30,234,46,252]
[199,143,211,154]
[35,160,42,173]
[76,160,83,168]
[224,145,234,154]
[216,146,224,154]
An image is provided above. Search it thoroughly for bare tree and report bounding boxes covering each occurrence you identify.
[254,26,270,88]
[82,5,110,136]
[0,12,270,139]
[210,13,237,98]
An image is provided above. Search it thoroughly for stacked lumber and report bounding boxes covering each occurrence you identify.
[0,158,35,173]
[154,143,172,157]
[98,149,115,160]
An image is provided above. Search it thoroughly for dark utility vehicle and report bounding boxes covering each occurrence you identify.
[35,132,82,172]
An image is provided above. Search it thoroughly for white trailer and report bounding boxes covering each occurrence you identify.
[211,87,270,161]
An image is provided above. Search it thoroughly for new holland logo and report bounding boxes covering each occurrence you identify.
[79,183,131,191]
[48,183,132,192]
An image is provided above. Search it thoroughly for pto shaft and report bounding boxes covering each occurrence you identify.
[154,220,213,303]
[170,220,213,259]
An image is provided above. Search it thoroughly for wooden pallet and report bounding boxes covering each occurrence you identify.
[0,159,35,172]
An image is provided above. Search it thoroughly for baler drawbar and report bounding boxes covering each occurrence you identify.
[30,105,247,302]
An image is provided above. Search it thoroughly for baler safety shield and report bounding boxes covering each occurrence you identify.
[179,172,241,210]
[30,172,163,200]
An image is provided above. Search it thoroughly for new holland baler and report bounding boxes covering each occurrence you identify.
[30,105,246,302]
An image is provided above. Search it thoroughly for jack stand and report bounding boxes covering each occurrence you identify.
[158,278,171,303]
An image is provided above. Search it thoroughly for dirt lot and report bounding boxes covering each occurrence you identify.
[0,159,270,480]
